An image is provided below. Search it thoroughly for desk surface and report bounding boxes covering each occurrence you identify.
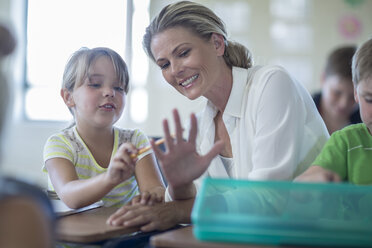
[150,226,311,248]
[56,207,139,243]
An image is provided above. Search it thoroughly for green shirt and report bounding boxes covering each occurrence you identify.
[313,123,372,184]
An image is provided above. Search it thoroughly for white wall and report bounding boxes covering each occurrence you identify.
[0,0,371,187]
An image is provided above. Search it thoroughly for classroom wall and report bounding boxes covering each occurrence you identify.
[0,0,371,188]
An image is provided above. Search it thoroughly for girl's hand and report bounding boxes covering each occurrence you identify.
[151,109,224,189]
[130,191,163,206]
[107,143,138,186]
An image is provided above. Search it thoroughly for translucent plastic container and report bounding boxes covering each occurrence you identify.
[191,178,372,247]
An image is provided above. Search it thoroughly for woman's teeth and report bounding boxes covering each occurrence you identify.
[181,75,198,87]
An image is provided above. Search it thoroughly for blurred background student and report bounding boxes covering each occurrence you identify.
[296,38,372,184]
[0,23,54,248]
[312,45,361,134]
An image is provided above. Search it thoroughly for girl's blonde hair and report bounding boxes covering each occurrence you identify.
[62,47,129,93]
[143,1,253,69]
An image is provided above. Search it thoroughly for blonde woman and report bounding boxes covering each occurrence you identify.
[108,1,329,231]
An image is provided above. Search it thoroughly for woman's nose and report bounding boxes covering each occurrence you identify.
[171,61,183,76]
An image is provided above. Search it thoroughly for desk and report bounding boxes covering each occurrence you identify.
[56,207,139,243]
[150,226,310,248]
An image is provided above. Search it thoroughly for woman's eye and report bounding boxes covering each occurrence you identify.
[160,62,170,70]
[179,49,190,57]
[365,98,372,103]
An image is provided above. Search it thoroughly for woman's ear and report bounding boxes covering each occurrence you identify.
[211,33,225,56]
[61,88,75,107]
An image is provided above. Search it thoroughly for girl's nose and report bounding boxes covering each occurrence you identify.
[103,87,115,97]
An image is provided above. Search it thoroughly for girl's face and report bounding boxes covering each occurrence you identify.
[355,77,372,133]
[150,27,225,100]
[66,56,126,129]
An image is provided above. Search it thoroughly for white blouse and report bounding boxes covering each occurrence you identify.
[193,65,329,190]
[165,65,329,200]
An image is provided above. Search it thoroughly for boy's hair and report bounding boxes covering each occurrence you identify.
[62,47,129,93]
[324,45,356,80]
[143,0,253,69]
[352,38,372,86]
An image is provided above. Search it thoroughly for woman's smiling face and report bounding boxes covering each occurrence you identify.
[150,27,225,100]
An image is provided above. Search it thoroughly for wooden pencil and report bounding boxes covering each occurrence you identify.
[130,137,165,158]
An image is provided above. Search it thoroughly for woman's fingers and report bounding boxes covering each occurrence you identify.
[172,109,184,143]
[188,113,197,145]
[106,206,128,225]
[163,119,174,150]
[203,140,224,163]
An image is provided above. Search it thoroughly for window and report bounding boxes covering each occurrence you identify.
[26,0,129,121]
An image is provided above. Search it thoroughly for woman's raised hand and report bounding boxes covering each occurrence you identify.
[151,109,224,189]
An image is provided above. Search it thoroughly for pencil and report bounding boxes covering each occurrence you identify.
[130,138,165,158]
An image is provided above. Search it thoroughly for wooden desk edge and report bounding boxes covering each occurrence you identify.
[57,226,139,243]
[56,207,139,243]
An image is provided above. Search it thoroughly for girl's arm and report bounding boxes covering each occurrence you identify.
[46,143,138,209]
[132,153,166,205]
[45,158,116,209]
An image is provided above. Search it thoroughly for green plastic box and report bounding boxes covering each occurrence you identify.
[191,178,372,247]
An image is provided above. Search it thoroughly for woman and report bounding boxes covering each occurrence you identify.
[107,0,329,231]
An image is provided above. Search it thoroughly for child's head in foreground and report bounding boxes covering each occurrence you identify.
[61,47,129,126]
[352,38,372,132]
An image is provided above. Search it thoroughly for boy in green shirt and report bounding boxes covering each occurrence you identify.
[296,38,372,185]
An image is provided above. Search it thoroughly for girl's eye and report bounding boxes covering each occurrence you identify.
[114,86,124,92]
[365,98,372,103]
[88,83,101,88]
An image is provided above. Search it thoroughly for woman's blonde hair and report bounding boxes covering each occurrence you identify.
[143,1,253,69]
[62,47,129,93]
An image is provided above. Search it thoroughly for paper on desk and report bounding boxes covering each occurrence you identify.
[51,199,104,216]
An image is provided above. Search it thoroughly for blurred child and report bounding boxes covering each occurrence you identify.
[312,45,361,134]
[43,47,165,209]
[296,38,372,184]
[0,23,55,248]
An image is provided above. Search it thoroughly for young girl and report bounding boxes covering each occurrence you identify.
[43,47,165,209]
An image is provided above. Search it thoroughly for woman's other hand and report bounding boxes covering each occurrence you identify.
[106,199,194,232]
